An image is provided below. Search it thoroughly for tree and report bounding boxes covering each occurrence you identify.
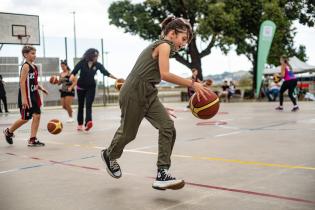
[108,0,240,80]
[220,0,314,91]
[108,0,314,84]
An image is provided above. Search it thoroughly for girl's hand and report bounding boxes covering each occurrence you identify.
[193,82,211,101]
[41,88,48,95]
[67,87,73,92]
[22,98,29,109]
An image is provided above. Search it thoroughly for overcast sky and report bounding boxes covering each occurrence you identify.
[1,0,314,79]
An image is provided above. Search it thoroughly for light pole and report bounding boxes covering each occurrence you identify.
[42,25,46,57]
[72,11,77,58]
[104,51,110,96]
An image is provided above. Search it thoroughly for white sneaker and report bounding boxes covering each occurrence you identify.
[152,169,185,190]
[67,117,75,123]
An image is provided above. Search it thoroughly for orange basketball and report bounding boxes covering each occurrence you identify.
[49,75,59,84]
[47,119,63,135]
[115,78,125,91]
[189,90,220,119]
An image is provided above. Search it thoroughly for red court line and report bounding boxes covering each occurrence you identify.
[49,160,100,171]
[185,182,315,205]
[6,152,314,205]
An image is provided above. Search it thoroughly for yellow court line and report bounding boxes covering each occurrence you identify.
[45,141,315,171]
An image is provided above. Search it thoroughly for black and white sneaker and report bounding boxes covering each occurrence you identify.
[3,128,14,145]
[101,149,122,179]
[152,169,185,190]
[28,138,45,147]
[275,106,284,111]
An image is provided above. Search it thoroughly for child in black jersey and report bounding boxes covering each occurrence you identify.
[3,46,48,146]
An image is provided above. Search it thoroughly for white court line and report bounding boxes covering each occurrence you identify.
[217,125,240,130]
[129,145,157,151]
[0,169,19,174]
[215,131,242,137]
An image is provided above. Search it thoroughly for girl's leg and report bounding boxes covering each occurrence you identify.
[61,97,66,110]
[279,82,288,106]
[145,97,176,169]
[77,89,86,125]
[9,118,28,133]
[30,113,40,138]
[65,96,74,117]
[85,88,96,124]
[288,80,297,106]
[107,97,145,160]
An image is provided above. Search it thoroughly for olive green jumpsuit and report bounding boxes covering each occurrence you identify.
[107,40,176,169]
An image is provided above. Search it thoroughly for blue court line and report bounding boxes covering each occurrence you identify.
[0,154,96,175]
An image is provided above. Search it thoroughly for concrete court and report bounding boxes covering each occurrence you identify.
[0,101,315,210]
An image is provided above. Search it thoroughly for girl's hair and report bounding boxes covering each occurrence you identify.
[22,45,36,57]
[281,55,293,70]
[161,16,193,43]
[82,48,99,62]
[60,59,71,71]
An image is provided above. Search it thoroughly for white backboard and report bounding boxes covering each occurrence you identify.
[0,12,40,45]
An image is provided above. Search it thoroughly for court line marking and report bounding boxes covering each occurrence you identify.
[41,141,315,171]
[3,152,314,205]
[0,153,96,174]
[215,131,242,137]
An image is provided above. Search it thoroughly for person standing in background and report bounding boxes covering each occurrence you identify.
[70,48,117,131]
[59,60,76,122]
[0,75,9,113]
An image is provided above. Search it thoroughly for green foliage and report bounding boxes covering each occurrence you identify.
[108,0,314,80]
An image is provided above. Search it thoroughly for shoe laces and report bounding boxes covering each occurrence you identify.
[159,169,175,180]
[110,160,120,171]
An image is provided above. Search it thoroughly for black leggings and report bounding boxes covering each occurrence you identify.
[77,88,96,126]
[279,79,297,106]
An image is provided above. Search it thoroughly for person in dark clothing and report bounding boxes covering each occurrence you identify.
[70,48,117,131]
[219,80,230,102]
[0,75,9,113]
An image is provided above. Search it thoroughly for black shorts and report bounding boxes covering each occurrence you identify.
[20,104,41,120]
[60,91,75,98]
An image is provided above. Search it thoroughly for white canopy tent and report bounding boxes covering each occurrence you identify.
[264,56,315,75]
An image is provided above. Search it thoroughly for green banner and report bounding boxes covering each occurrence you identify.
[256,20,276,96]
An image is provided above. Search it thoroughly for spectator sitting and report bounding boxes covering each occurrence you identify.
[219,80,229,102]
[266,80,281,101]
[228,80,236,101]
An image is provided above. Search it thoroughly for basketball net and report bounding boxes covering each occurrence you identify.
[18,35,31,45]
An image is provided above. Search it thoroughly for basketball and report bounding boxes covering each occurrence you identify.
[49,75,59,84]
[115,78,125,91]
[189,90,220,119]
[47,119,63,135]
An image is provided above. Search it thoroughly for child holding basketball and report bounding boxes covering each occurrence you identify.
[69,48,117,131]
[4,46,48,146]
[101,16,210,190]
[59,60,76,122]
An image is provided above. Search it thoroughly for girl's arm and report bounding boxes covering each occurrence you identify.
[157,43,209,101]
[58,74,62,85]
[38,85,48,95]
[68,76,77,91]
[99,63,117,80]
[70,61,82,81]
[280,64,285,78]
[20,65,30,109]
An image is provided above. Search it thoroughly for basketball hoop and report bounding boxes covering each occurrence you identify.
[0,12,40,45]
[17,34,31,45]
